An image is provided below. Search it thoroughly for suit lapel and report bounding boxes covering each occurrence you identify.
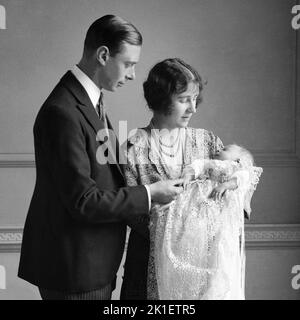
[60,71,104,135]
[60,71,124,180]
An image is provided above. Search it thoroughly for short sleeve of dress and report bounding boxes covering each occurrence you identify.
[124,144,139,187]
[206,130,224,158]
[191,129,224,161]
[122,128,150,187]
[121,131,151,237]
[214,134,224,155]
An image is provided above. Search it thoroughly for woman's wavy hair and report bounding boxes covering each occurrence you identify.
[143,58,204,115]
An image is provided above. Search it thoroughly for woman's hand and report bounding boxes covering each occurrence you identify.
[210,177,238,201]
[210,184,228,201]
[182,173,194,190]
[181,167,196,191]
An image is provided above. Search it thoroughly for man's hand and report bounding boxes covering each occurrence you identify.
[149,179,184,204]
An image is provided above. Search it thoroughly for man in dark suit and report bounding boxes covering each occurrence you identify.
[18,15,183,300]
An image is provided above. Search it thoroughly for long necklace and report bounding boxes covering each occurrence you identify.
[159,138,181,158]
[149,120,186,179]
[150,120,181,158]
[159,131,180,148]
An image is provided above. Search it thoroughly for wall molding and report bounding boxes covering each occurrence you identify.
[254,152,300,168]
[0,152,300,168]
[0,154,35,168]
[0,227,23,252]
[245,224,300,249]
[0,224,300,253]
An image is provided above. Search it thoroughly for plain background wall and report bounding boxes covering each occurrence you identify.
[0,0,299,300]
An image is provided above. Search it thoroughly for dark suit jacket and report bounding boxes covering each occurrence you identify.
[18,71,148,292]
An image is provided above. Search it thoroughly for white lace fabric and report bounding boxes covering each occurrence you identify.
[152,161,263,300]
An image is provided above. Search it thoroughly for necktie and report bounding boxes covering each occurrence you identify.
[97,91,109,139]
[97,91,105,120]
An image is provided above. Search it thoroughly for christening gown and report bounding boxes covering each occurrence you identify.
[124,126,262,300]
[152,159,262,300]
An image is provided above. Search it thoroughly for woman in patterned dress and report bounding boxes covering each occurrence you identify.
[120,58,256,300]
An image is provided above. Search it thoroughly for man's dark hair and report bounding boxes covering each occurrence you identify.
[143,58,204,115]
[83,15,143,56]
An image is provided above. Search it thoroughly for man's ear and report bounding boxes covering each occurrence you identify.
[96,46,110,66]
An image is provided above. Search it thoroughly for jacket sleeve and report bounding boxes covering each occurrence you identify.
[36,105,149,224]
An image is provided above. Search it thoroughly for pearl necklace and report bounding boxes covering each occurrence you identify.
[159,141,181,158]
[149,120,186,179]
[159,131,180,148]
[150,120,182,158]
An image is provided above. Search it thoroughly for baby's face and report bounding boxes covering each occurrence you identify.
[214,145,240,162]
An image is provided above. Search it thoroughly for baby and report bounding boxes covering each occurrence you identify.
[182,144,255,202]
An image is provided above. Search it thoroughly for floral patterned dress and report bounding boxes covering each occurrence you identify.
[124,125,224,299]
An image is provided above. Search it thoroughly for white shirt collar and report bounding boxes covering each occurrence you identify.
[71,65,101,108]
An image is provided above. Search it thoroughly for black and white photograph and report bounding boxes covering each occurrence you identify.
[0,0,299,302]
